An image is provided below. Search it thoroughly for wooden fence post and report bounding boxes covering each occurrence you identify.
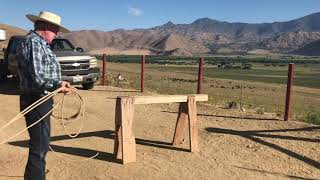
[284,63,294,121]
[197,57,204,94]
[141,55,145,93]
[101,54,106,86]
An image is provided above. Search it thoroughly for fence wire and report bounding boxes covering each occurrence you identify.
[96,55,320,125]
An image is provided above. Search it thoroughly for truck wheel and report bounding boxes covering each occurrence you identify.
[82,82,95,90]
[0,60,8,81]
[0,73,6,81]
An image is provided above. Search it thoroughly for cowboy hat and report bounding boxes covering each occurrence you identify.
[26,11,70,33]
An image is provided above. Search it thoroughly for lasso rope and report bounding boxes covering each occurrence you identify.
[0,87,99,161]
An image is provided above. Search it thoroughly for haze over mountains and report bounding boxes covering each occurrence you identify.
[2,12,320,56]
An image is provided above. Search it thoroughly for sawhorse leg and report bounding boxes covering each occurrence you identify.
[172,96,199,152]
[114,97,136,164]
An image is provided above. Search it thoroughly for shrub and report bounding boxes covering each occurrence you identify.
[256,108,265,115]
[227,101,240,109]
[304,111,320,125]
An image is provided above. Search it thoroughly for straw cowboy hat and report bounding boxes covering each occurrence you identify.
[26,11,70,33]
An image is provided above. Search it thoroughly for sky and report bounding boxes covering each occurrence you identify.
[0,0,320,32]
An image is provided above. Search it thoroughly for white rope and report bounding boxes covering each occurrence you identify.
[0,87,99,161]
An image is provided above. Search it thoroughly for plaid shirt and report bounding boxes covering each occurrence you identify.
[17,31,61,93]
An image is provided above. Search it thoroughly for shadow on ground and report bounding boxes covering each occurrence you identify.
[9,130,188,164]
[206,126,320,169]
[233,166,317,180]
[162,110,281,121]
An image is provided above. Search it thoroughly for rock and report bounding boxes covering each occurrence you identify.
[228,101,240,109]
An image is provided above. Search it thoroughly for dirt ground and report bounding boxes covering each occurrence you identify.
[0,82,319,180]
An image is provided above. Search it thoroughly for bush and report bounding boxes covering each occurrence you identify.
[227,101,240,109]
[304,111,320,125]
[256,108,265,115]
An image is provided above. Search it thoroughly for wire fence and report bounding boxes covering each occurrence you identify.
[97,55,320,125]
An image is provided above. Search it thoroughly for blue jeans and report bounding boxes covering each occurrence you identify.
[20,94,53,180]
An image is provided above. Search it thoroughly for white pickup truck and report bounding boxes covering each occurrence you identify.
[1,36,100,90]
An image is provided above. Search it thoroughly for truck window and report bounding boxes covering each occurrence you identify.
[50,39,75,51]
[7,36,23,56]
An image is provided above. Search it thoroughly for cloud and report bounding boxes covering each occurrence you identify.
[128,8,142,16]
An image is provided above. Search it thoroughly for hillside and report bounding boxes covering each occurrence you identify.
[293,39,320,56]
[61,12,320,56]
[2,12,320,56]
[0,24,27,49]
[259,31,320,52]
[153,12,320,36]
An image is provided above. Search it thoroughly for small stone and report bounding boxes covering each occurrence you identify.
[246,144,253,148]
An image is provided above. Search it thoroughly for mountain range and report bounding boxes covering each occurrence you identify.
[1,12,320,56]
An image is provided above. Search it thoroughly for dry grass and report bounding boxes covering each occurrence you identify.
[100,62,320,124]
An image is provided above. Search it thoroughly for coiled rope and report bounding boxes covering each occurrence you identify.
[0,87,99,161]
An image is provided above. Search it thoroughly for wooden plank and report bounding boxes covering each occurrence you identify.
[172,103,188,145]
[113,97,122,159]
[187,96,199,152]
[134,94,208,105]
[120,97,136,164]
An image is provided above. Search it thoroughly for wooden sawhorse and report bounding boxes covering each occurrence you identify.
[113,94,208,164]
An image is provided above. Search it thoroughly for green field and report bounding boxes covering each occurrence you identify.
[103,59,320,125]
[149,64,320,88]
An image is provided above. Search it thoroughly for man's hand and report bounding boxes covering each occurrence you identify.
[59,81,72,94]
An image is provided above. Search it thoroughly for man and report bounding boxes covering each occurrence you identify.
[16,11,72,180]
